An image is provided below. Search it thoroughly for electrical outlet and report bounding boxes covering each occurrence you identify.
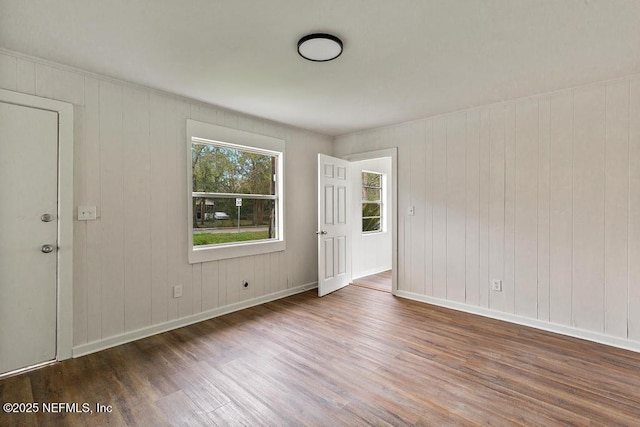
[491,279,502,292]
[173,285,183,298]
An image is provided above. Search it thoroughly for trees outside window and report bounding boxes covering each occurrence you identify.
[191,141,279,246]
[362,171,383,233]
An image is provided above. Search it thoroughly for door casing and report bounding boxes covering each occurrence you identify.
[0,89,74,371]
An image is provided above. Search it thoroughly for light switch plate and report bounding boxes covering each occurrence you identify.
[78,206,97,220]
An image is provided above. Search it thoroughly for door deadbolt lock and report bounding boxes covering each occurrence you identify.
[41,244,55,253]
[41,214,53,222]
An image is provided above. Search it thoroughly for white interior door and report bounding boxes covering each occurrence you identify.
[317,154,351,296]
[0,102,58,375]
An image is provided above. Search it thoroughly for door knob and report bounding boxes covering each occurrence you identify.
[315,230,328,235]
[41,244,55,253]
[41,213,54,222]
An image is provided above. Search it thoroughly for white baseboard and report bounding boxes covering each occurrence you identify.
[396,290,640,354]
[73,282,317,358]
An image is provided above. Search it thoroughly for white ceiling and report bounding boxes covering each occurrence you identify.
[2,0,640,136]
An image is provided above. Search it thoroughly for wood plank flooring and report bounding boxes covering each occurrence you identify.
[351,270,392,293]
[2,285,640,426]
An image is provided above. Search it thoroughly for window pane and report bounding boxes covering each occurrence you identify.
[362,203,381,217]
[192,143,275,195]
[362,187,381,201]
[362,217,381,232]
[192,197,277,246]
[362,171,381,187]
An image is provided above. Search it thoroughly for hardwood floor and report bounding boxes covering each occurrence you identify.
[2,285,640,426]
[351,270,392,293]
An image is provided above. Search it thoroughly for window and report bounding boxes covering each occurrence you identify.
[187,120,285,263]
[362,171,383,233]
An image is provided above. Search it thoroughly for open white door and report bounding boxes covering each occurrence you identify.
[317,154,352,296]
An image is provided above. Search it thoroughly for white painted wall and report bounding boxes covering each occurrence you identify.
[0,49,333,353]
[335,76,640,350]
[4,45,640,354]
[350,158,392,279]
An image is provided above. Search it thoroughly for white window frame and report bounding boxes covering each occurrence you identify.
[187,120,285,263]
[361,170,385,234]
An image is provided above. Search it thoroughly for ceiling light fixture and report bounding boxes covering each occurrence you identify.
[297,33,343,62]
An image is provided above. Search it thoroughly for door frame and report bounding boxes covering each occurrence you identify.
[0,89,74,363]
[341,148,397,295]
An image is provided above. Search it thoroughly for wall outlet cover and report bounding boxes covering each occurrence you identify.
[173,285,183,298]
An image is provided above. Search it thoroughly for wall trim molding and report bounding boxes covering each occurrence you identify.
[396,290,640,354]
[73,282,318,358]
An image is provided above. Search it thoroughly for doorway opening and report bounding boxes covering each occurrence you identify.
[342,148,397,295]
[316,148,397,297]
[347,155,393,293]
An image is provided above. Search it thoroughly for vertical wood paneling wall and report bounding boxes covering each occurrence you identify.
[335,77,640,347]
[0,50,332,350]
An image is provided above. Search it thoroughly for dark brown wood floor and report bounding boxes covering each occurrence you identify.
[351,270,392,293]
[2,286,640,426]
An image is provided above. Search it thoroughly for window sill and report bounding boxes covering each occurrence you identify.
[362,231,386,236]
[188,239,285,264]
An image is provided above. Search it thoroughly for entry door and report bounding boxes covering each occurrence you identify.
[0,102,58,375]
[317,154,351,296]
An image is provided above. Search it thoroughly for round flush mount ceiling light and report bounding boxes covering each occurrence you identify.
[297,33,343,62]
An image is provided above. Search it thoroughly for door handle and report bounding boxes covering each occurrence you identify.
[41,244,55,253]
[41,213,54,222]
[315,230,328,235]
